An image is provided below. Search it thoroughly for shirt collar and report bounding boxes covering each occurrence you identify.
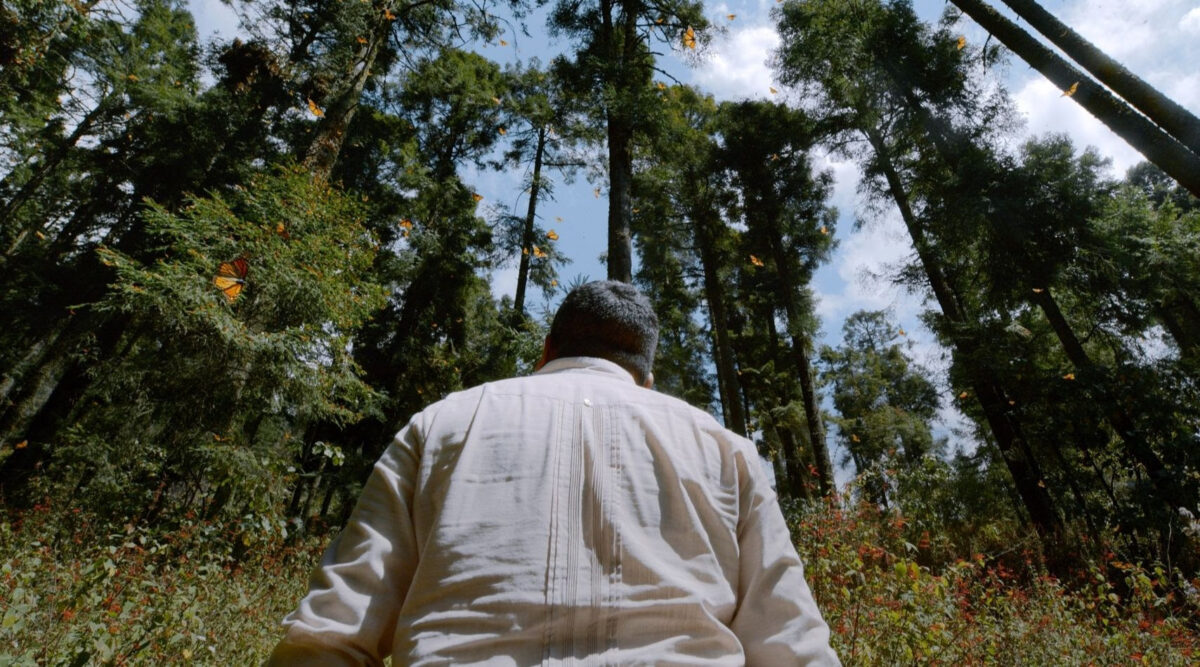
[534,356,637,385]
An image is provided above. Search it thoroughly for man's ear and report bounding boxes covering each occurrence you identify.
[534,336,554,371]
[642,371,654,389]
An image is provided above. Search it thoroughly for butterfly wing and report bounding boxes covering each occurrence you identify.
[214,259,248,301]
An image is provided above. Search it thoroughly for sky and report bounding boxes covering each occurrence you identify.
[185,0,1200,453]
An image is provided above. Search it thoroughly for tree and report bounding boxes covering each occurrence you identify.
[0,0,208,468]
[716,100,838,496]
[3,167,387,520]
[820,310,941,507]
[946,0,1200,198]
[634,85,745,432]
[496,63,581,320]
[549,0,709,282]
[775,0,1064,537]
[996,0,1200,158]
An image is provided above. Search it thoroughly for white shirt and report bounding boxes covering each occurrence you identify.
[272,357,839,666]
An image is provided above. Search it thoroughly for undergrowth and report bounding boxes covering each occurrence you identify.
[1,497,1197,664]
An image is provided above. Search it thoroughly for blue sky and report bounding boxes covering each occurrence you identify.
[187,0,1200,449]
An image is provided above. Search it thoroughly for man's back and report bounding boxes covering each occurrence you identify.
[276,356,837,665]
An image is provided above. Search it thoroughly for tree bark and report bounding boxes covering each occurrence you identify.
[0,341,72,448]
[773,419,811,501]
[600,0,639,283]
[998,0,1200,158]
[606,116,634,282]
[948,0,1200,198]
[0,319,68,406]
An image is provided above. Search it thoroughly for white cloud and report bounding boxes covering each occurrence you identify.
[1058,1,1161,61]
[1012,77,1142,175]
[692,25,781,100]
[1183,8,1200,33]
[813,150,860,222]
[1164,71,1200,111]
[813,210,921,332]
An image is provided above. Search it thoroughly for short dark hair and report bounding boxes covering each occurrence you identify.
[548,281,658,384]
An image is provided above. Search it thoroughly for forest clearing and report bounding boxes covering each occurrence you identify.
[2,0,1199,662]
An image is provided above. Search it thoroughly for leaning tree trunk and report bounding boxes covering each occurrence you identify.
[998,0,1200,157]
[948,0,1200,198]
[899,76,1192,529]
[0,332,76,448]
[866,127,1062,538]
[1030,288,1190,512]
[0,319,69,405]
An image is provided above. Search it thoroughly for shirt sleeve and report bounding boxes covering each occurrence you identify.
[268,420,423,667]
[728,449,841,666]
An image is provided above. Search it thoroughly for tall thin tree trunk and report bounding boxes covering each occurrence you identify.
[600,0,638,283]
[0,319,69,405]
[998,0,1200,157]
[948,0,1200,198]
[0,343,72,447]
[695,211,747,435]
[773,420,811,501]
[606,118,634,282]
[763,220,834,495]
[513,128,547,319]
[866,127,1062,537]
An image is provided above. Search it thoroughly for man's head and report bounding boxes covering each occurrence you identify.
[541,281,658,387]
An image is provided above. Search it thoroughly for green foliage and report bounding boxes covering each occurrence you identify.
[63,165,387,521]
[821,310,942,506]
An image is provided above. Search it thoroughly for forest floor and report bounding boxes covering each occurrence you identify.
[1,499,1197,665]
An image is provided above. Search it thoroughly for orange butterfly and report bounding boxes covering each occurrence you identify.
[214,257,248,302]
[683,26,696,49]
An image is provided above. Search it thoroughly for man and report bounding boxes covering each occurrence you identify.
[270,281,839,665]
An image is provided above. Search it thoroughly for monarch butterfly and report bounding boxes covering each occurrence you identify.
[214,257,248,302]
